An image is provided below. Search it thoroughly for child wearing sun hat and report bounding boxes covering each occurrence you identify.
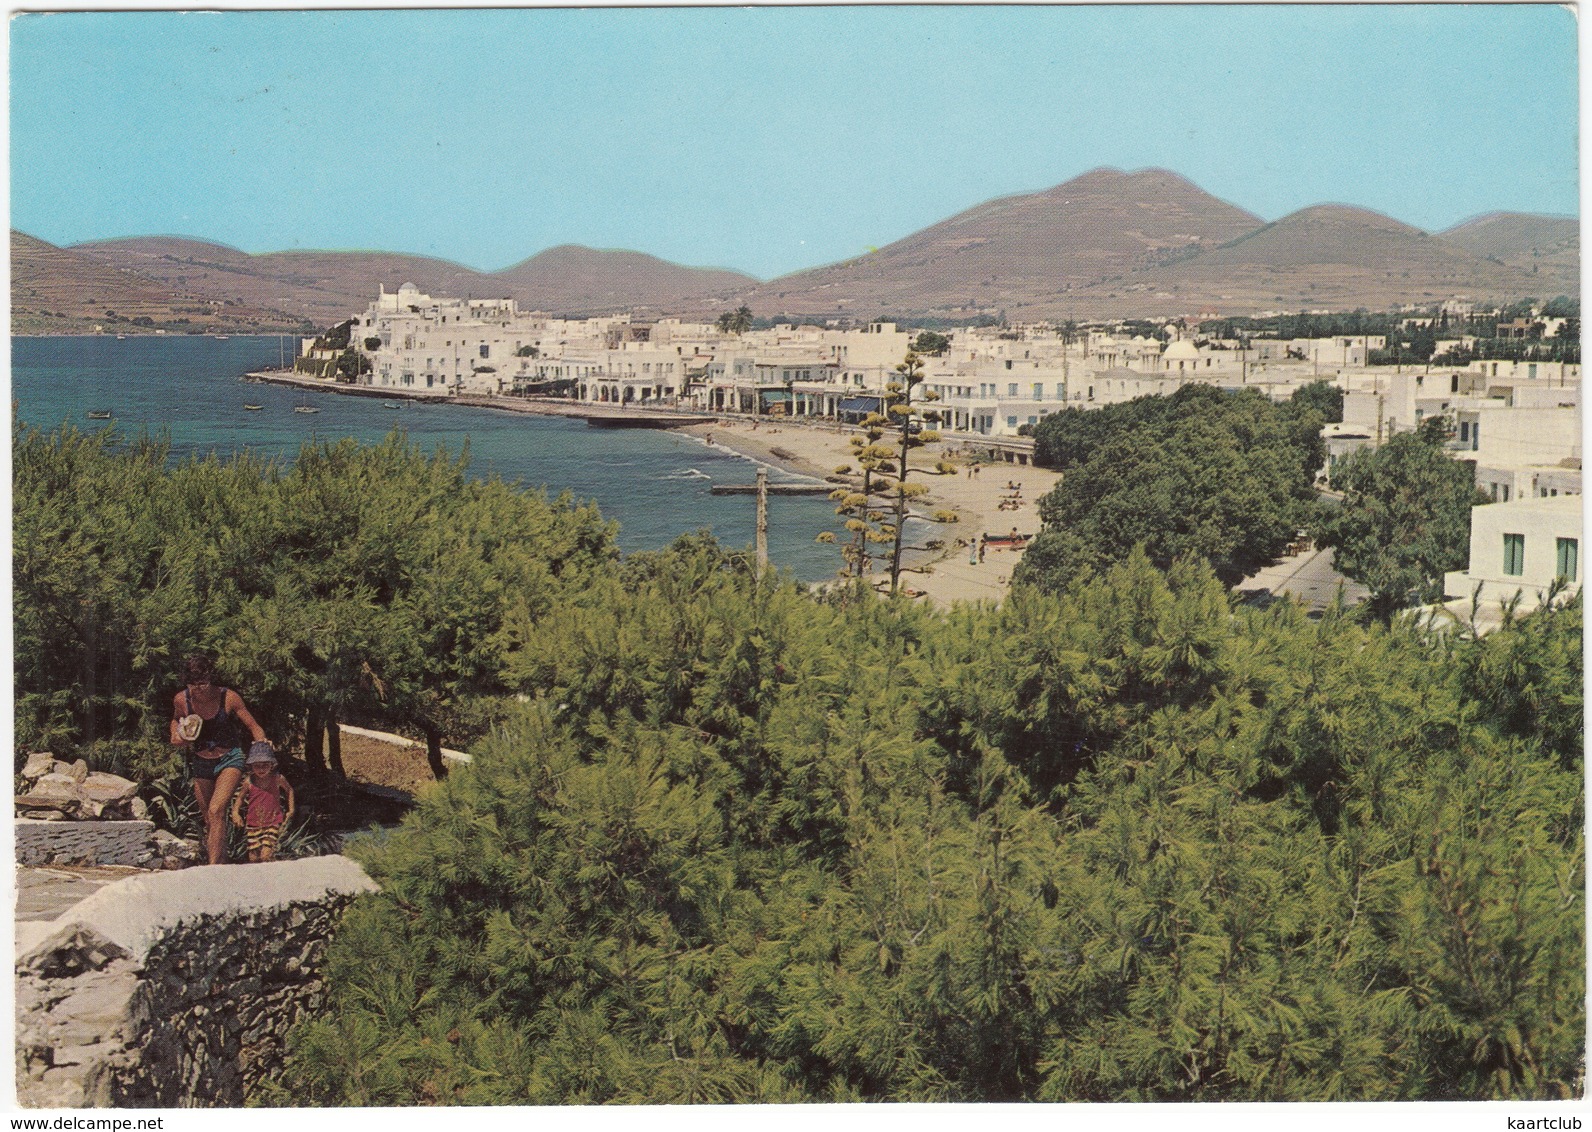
[231,741,295,863]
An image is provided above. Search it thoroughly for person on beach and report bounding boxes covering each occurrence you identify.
[979,537,987,564]
[231,744,294,863]
[171,655,269,865]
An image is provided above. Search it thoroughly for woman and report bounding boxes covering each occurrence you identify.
[170,655,269,865]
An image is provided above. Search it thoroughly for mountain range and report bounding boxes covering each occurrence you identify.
[11,168,1578,334]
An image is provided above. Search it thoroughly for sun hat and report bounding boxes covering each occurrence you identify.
[246,741,276,765]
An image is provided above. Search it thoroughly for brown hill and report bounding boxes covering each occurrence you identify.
[66,237,760,326]
[1438,212,1578,259]
[1059,205,1565,318]
[72,238,483,328]
[1436,212,1579,298]
[11,231,307,335]
[723,167,1264,321]
[491,245,758,317]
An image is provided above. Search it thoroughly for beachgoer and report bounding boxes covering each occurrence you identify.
[969,542,978,565]
[171,655,268,865]
[232,744,294,863]
[978,538,987,564]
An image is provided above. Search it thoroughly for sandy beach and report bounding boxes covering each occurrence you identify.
[246,372,1057,606]
[675,417,1060,608]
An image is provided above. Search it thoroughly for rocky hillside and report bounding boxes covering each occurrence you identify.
[11,232,308,335]
[15,167,1578,331]
[721,167,1264,321]
[73,240,753,322]
[1057,204,1556,318]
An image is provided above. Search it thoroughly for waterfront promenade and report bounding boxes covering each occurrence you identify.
[244,369,1059,606]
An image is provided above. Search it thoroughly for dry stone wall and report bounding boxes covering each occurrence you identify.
[16,857,378,1108]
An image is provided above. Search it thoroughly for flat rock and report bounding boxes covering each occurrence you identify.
[80,773,139,805]
[21,752,58,781]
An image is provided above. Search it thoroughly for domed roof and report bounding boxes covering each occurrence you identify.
[1163,340,1202,359]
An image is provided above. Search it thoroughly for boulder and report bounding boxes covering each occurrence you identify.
[81,773,140,805]
[20,752,58,783]
[66,759,91,785]
[17,773,84,815]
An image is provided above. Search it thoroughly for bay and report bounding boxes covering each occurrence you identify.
[10,335,847,581]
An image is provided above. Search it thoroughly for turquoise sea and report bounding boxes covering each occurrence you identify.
[11,335,847,581]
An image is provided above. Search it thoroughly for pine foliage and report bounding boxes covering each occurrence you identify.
[271,543,1582,1103]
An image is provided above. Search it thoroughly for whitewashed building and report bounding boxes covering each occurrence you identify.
[1440,495,1582,631]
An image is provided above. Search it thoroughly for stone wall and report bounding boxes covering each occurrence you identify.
[16,857,378,1108]
[16,819,157,868]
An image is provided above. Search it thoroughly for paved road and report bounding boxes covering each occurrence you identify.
[1237,545,1370,612]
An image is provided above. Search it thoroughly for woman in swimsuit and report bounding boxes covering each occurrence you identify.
[170,655,269,865]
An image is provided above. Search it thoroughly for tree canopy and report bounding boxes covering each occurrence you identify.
[1018,385,1323,591]
[1315,430,1484,620]
[14,421,1580,1105]
[13,423,616,777]
[265,545,1583,1104]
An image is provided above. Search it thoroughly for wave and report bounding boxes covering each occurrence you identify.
[663,468,712,481]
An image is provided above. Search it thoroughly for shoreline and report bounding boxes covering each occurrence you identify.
[667,416,1061,606]
[243,369,1060,606]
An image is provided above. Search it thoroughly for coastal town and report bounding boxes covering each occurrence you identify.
[12,4,1583,1111]
[252,281,1582,622]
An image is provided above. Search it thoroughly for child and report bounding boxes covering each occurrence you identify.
[231,742,294,862]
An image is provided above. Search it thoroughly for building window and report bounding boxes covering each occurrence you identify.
[1008,383,1018,397]
[1556,538,1578,582]
[1459,421,1470,442]
[1503,533,1525,576]
[1007,416,1018,429]
[1032,383,1042,400]
[479,344,490,359]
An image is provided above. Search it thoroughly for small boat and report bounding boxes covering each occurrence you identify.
[382,402,401,409]
[86,410,113,420]
[243,404,264,411]
[214,335,230,340]
[115,334,126,340]
[293,404,320,414]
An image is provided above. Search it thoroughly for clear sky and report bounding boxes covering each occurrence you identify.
[9,5,1580,281]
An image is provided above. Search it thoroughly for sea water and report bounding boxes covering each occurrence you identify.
[10,335,851,581]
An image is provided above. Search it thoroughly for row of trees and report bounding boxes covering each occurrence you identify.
[1018,384,1329,592]
[260,534,1582,1103]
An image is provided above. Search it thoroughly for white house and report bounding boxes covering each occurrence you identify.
[1440,494,1583,631]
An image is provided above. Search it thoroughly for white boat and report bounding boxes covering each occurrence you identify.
[243,404,264,411]
[293,404,320,414]
[86,410,113,420]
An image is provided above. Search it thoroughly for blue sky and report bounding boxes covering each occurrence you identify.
[10,5,1580,281]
